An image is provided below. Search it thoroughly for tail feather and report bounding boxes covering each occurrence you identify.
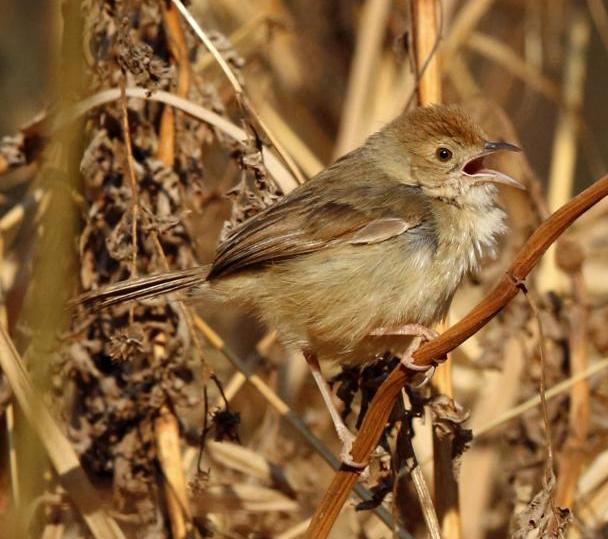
[74,267,208,310]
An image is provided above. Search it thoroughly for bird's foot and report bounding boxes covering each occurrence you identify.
[371,324,445,388]
[336,424,368,472]
[401,331,447,389]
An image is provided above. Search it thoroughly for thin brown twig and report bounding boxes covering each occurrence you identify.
[521,288,556,482]
[519,284,567,534]
[118,81,139,281]
[304,172,608,538]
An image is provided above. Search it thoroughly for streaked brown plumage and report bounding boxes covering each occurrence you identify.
[77,104,523,463]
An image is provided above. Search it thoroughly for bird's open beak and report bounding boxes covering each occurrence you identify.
[462,141,525,190]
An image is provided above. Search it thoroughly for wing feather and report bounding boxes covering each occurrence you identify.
[208,162,429,279]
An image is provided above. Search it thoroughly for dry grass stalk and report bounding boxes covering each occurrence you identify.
[394,394,441,539]
[555,242,590,508]
[155,405,193,539]
[466,32,562,103]
[412,0,442,105]
[411,1,460,535]
[462,338,526,539]
[539,10,591,293]
[190,316,403,534]
[0,326,126,539]
[333,0,391,157]
[304,172,608,538]
[58,87,300,193]
[157,0,191,166]
[171,0,305,185]
[441,0,496,64]
[474,357,608,438]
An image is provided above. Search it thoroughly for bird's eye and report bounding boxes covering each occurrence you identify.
[436,147,453,162]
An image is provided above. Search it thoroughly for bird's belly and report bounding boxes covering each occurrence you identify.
[217,237,469,366]
[276,239,464,365]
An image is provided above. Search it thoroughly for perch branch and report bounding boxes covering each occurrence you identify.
[304,173,608,538]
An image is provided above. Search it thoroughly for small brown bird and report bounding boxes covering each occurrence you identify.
[78,104,523,466]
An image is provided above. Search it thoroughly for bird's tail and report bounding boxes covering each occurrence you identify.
[74,267,209,310]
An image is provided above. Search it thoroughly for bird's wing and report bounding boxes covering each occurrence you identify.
[208,168,429,280]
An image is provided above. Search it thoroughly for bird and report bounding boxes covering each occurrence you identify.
[76,104,523,467]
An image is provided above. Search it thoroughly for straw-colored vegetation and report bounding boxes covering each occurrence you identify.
[0,0,607,538]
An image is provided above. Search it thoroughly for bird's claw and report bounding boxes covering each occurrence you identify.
[336,425,368,472]
[401,356,437,388]
[396,327,446,388]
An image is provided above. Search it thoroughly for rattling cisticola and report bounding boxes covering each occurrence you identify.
[77,104,523,466]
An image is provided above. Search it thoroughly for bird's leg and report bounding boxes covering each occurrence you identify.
[303,351,366,469]
[370,323,443,386]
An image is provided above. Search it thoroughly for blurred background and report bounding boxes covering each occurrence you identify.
[0,0,607,538]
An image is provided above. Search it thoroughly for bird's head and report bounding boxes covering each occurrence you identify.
[384,104,523,202]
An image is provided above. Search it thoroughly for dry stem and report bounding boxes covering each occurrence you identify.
[412,0,442,105]
[475,357,608,438]
[155,405,193,539]
[333,0,391,157]
[119,81,139,282]
[555,247,590,508]
[171,0,305,185]
[411,1,460,535]
[157,0,191,166]
[538,9,590,293]
[0,326,126,539]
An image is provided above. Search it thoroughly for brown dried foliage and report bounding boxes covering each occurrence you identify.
[1,1,608,538]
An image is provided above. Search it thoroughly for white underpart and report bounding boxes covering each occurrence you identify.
[456,184,507,272]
